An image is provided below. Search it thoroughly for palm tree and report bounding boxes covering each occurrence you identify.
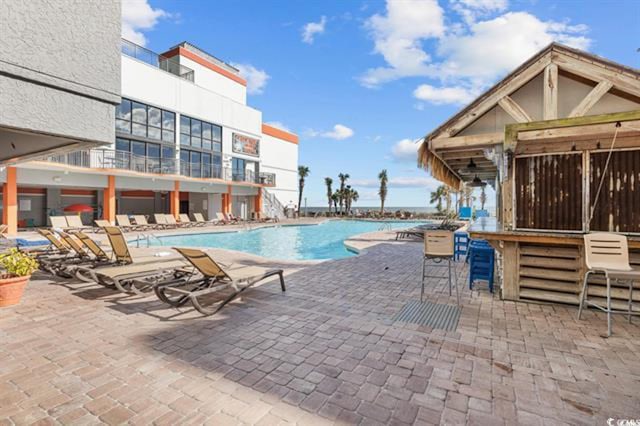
[443,186,452,214]
[429,185,446,213]
[479,186,487,210]
[337,173,349,215]
[349,188,359,215]
[461,184,473,207]
[331,191,340,214]
[297,165,310,214]
[324,177,333,216]
[378,169,388,214]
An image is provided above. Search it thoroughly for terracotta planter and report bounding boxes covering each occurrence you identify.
[0,274,31,307]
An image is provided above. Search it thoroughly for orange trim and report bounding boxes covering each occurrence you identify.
[18,187,46,195]
[170,181,180,219]
[103,176,116,223]
[3,167,17,235]
[162,47,247,86]
[61,189,96,196]
[254,188,262,214]
[120,190,155,198]
[262,124,299,144]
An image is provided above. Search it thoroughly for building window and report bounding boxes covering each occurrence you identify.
[115,137,175,174]
[180,148,222,178]
[179,115,222,151]
[116,98,175,143]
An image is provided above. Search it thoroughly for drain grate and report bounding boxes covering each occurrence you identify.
[393,300,461,331]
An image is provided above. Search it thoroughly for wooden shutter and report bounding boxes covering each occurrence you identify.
[515,153,583,231]
[589,149,640,233]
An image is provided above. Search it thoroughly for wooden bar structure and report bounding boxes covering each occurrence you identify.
[418,43,640,308]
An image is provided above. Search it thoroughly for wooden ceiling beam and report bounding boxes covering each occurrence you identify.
[568,80,614,118]
[498,96,533,123]
[543,63,558,120]
[430,132,503,151]
[518,119,640,143]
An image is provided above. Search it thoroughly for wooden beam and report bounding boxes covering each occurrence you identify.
[430,132,503,150]
[515,135,640,156]
[498,96,533,123]
[502,241,519,300]
[439,54,551,137]
[553,51,640,98]
[568,80,613,118]
[543,63,558,120]
[517,119,640,143]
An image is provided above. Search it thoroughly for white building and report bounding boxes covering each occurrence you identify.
[2,40,299,233]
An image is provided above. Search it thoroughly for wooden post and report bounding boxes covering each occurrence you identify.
[543,63,558,120]
[502,241,519,300]
[170,181,180,219]
[103,175,116,224]
[3,167,17,235]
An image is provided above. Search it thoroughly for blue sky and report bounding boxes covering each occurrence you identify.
[124,0,640,208]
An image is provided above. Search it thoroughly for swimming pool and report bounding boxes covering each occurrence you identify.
[148,220,428,260]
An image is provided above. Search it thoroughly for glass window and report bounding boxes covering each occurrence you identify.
[116,100,131,120]
[191,120,201,138]
[116,119,130,134]
[213,154,222,167]
[180,149,190,163]
[180,116,190,135]
[162,111,175,131]
[191,151,201,177]
[180,150,190,176]
[131,102,146,124]
[132,141,146,156]
[132,123,147,137]
[212,125,222,142]
[212,141,222,152]
[147,143,160,159]
[162,146,175,159]
[147,127,161,140]
[180,133,190,146]
[202,123,212,140]
[116,138,130,152]
[202,139,212,151]
[191,135,202,148]
[162,130,174,143]
[148,107,161,128]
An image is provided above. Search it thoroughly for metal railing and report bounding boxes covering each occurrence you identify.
[45,149,274,186]
[122,39,195,82]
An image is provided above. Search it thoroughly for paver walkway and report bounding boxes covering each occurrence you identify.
[1,232,639,425]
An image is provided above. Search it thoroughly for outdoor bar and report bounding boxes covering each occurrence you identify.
[419,43,640,309]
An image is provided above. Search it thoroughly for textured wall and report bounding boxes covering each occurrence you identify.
[0,0,121,144]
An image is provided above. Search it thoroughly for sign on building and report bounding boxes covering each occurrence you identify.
[232,133,260,157]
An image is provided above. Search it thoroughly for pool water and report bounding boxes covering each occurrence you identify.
[149,220,428,260]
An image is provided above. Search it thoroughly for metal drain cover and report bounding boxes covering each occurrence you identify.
[393,300,461,331]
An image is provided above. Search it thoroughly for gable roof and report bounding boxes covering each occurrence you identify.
[425,43,640,142]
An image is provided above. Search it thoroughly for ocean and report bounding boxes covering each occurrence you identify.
[304,206,439,214]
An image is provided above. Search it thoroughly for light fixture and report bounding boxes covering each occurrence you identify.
[458,158,478,175]
[201,186,207,191]
[52,176,62,183]
[469,175,487,187]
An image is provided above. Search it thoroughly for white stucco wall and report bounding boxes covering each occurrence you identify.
[177,56,247,105]
[260,133,299,207]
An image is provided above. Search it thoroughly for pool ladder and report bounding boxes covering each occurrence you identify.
[378,223,392,231]
[135,233,163,248]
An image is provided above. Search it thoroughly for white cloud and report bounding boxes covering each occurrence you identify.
[231,63,270,95]
[360,1,591,107]
[121,0,168,46]
[360,0,444,87]
[302,16,327,44]
[264,121,292,132]
[307,124,354,140]
[391,139,420,162]
[351,176,440,188]
[413,84,477,105]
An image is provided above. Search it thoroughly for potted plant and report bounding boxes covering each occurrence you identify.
[0,248,39,307]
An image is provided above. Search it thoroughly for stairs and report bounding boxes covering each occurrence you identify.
[262,188,286,219]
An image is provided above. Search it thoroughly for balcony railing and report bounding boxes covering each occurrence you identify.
[45,149,272,186]
[122,39,195,82]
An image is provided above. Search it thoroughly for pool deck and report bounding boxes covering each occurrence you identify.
[1,225,639,425]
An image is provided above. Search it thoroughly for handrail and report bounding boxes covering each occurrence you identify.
[122,39,194,82]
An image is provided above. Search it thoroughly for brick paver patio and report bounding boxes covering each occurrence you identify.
[1,232,639,425]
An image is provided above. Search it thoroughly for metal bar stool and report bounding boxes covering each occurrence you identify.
[578,232,640,337]
[422,230,459,304]
[454,232,469,261]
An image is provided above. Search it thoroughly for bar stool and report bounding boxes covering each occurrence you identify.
[422,230,459,304]
[468,244,495,293]
[578,232,640,337]
[454,232,469,261]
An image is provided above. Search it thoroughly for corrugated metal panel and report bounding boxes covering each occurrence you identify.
[515,154,583,230]
[392,300,460,331]
[590,149,640,233]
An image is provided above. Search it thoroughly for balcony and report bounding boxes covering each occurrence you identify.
[44,149,274,186]
[122,39,194,82]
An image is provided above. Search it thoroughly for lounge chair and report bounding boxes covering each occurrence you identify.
[32,228,72,261]
[179,214,199,227]
[164,214,187,228]
[49,216,68,229]
[216,212,230,224]
[116,215,138,231]
[153,213,174,229]
[39,231,102,277]
[65,215,92,232]
[76,226,187,294]
[133,215,155,230]
[193,212,218,226]
[154,247,285,315]
[94,219,112,231]
[226,212,244,223]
